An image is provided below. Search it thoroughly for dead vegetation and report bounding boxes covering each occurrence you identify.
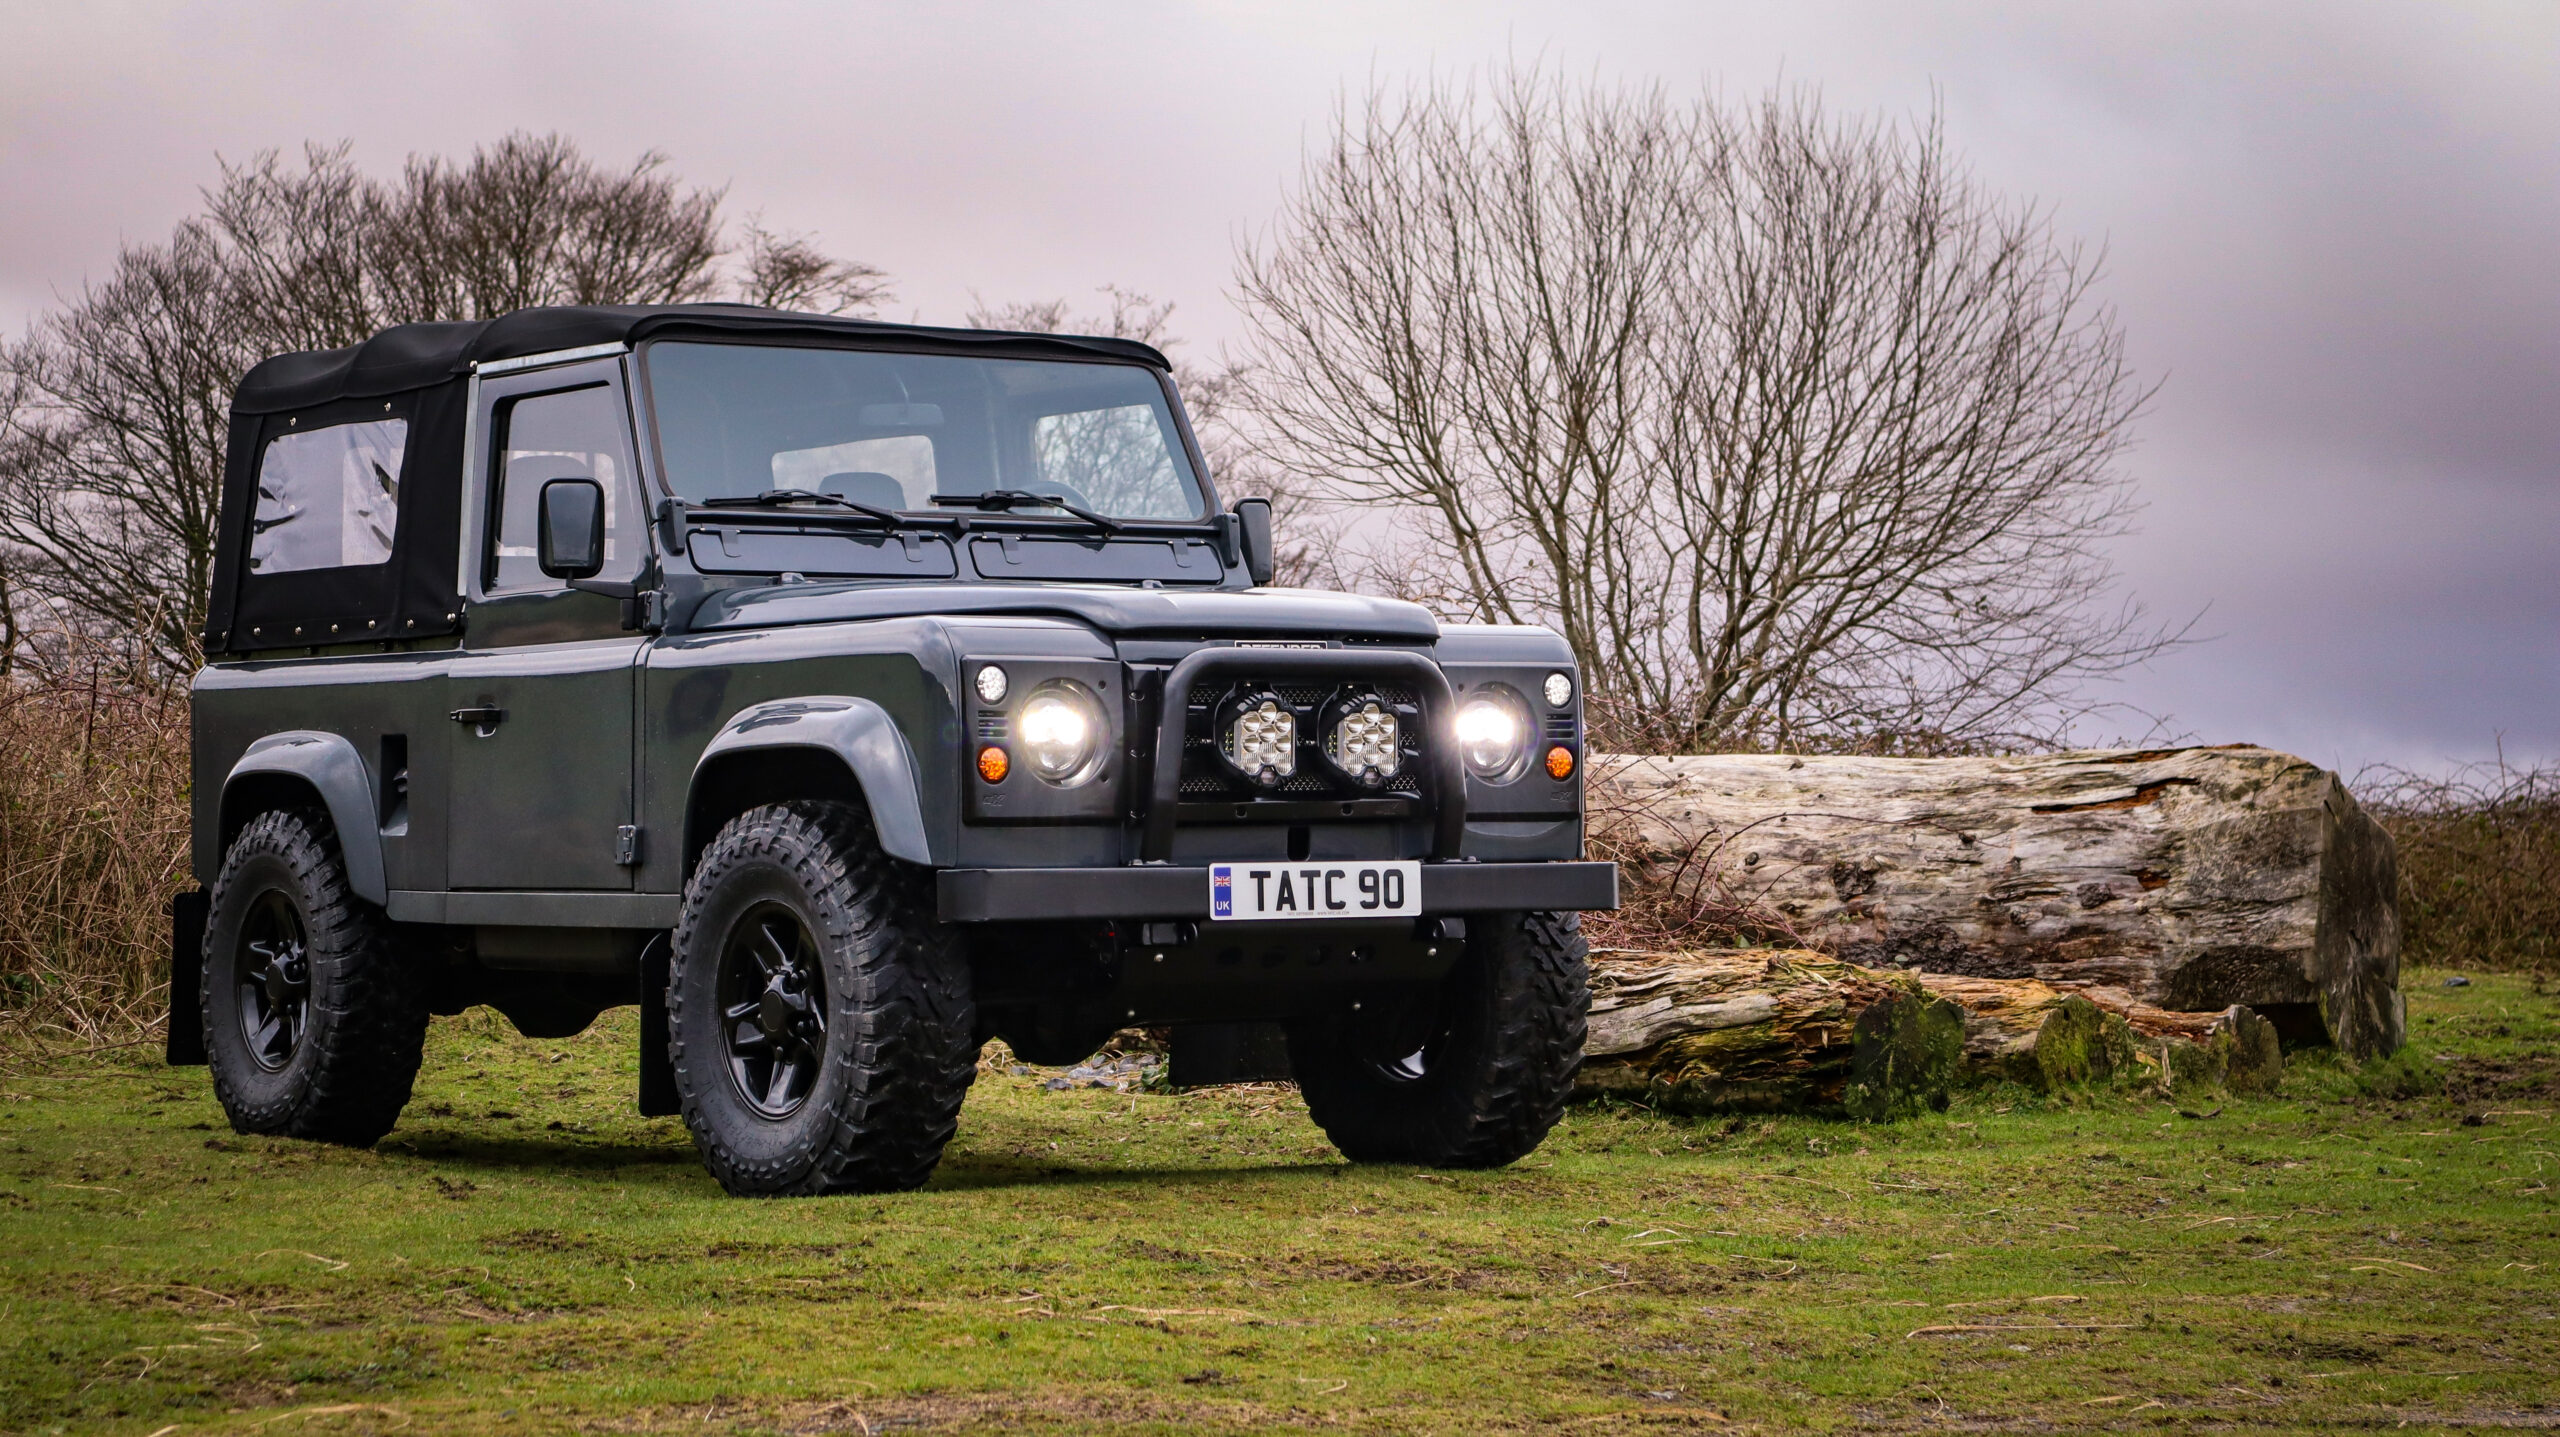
[0,650,191,1048]
[2364,760,2560,976]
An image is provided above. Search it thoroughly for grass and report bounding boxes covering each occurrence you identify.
[2,971,2554,1434]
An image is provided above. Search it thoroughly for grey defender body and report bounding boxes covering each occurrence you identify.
[178,304,1612,1186]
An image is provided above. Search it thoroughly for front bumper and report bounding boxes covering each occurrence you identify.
[936,860,1619,924]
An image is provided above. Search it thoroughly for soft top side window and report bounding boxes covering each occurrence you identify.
[250,419,407,574]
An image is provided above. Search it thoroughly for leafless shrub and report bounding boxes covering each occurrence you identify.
[0,627,192,1048]
[739,220,894,315]
[1578,756,1812,954]
[1234,69,2179,754]
[2362,759,2560,976]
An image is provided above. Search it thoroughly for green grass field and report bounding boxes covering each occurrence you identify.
[2,969,2554,1435]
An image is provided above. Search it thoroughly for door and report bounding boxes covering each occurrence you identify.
[446,360,649,891]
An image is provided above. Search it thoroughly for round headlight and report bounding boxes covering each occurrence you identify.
[1543,671,1574,709]
[975,664,1009,704]
[1016,681,1107,787]
[1454,686,1533,784]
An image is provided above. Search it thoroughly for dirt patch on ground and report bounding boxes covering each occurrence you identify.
[2445,1052,2560,1106]
[586,1391,1314,1434]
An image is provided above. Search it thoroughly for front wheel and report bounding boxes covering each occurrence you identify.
[668,801,977,1196]
[1286,910,1589,1168]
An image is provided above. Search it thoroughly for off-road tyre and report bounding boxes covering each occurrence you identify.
[201,807,428,1146]
[1287,910,1587,1167]
[668,801,977,1196]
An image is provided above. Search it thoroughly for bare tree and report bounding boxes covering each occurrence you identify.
[1235,72,2176,753]
[0,224,240,667]
[1,134,884,671]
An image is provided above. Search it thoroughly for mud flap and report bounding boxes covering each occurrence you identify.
[166,889,208,1066]
[638,932,679,1117]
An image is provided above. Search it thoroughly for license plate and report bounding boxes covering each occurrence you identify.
[1209,860,1421,921]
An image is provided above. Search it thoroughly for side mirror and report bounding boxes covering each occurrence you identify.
[537,478,607,581]
[1231,496,1274,586]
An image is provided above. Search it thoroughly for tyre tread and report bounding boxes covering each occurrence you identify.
[668,801,975,1195]
[202,807,427,1147]
[1291,909,1588,1168]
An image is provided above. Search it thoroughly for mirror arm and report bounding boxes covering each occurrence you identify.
[571,557,664,632]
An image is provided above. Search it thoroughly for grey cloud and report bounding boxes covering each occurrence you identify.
[1,0,2549,772]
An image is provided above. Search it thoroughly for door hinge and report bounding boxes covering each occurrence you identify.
[616,825,644,867]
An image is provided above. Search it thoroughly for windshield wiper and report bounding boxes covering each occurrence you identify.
[699,489,902,527]
[929,489,1123,534]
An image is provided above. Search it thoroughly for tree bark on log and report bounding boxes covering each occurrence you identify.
[1592,747,2404,1057]
[1579,949,2284,1113]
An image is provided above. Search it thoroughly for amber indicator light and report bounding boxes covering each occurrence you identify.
[1545,745,1575,781]
[977,745,1010,783]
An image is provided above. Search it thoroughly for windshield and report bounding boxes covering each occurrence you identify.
[642,341,1208,521]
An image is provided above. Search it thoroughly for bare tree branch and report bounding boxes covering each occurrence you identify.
[739,219,894,315]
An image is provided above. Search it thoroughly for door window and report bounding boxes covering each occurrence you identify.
[488,385,641,592]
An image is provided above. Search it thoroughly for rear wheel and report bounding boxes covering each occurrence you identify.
[1286,910,1587,1167]
[669,801,977,1195]
[201,807,428,1146]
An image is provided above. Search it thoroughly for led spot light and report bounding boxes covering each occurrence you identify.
[1223,699,1297,786]
[1327,702,1401,787]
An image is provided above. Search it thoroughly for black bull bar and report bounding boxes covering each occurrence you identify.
[936,645,1619,923]
[1142,646,1464,862]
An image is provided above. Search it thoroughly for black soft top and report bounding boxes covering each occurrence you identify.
[206,304,1175,657]
[231,303,1175,415]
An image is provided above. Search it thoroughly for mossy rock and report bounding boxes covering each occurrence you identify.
[2146,1006,2288,1101]
[1843,992,1966,1122]
[2031,996,2141,1092]
[2214,1006,2285,1096]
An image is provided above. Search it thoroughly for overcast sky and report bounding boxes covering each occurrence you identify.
[3,1,2553,777]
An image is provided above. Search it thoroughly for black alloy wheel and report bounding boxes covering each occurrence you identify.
[667,800,978,1196]
[233,890,312,1071]
[718,902,830,1118]
[200,807,430,1146]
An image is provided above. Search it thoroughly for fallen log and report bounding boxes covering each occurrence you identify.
[1909,972,2282,1096]
[1577,948,2283,1114]
[1592,747,2404,1057]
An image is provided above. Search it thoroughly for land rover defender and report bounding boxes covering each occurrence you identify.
[174,304,1616,1194]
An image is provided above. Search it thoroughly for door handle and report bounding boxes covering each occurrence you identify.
[449,705,506,733]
